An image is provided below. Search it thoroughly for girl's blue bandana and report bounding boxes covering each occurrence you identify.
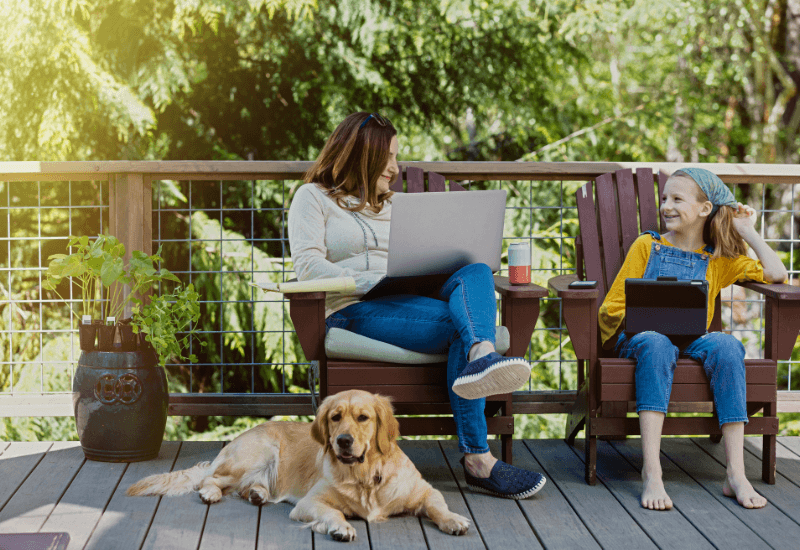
[674,168,737,216]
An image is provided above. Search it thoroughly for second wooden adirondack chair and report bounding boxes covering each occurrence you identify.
[548,168,800,485]
[286,167,548,463]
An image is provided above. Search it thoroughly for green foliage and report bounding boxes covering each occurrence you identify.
[132,283,203,368]
[44,235,185,323]
[43,234,120,320]
[2,0,799,443]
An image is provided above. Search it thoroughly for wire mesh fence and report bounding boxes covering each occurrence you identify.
[0,179,109,396]
[0,169,798,416]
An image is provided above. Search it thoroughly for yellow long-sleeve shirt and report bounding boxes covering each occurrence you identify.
[598,233,767,348]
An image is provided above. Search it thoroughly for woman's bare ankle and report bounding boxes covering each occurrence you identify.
[464,451,497,478]
[468,341,495,362]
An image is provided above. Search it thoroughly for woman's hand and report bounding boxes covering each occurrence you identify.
[731,202,757,237]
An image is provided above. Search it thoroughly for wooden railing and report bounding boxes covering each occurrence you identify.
[1,161,799,418]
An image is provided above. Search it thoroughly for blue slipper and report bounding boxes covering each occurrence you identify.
[451,352,531,399]
[460,457,546,500]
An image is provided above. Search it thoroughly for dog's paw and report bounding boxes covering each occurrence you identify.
[199,486,222,504]
[437,513,470,536]
[248,487,268,506]
[329,523,357,542]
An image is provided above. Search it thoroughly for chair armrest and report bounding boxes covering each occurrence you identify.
[737,281,800,362]
[736,281,800,301]
[548,274,599,300]
[279,277,328,300]
[283,279,327,361]
[491,276,546,358]
[494,275,548,299]
[547,273,599,360]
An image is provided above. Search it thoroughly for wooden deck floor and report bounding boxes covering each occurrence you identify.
[2,436,800,549]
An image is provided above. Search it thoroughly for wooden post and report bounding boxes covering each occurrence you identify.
[109,173,152,319]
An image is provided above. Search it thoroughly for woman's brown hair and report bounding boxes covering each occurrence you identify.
[679,176,749,260]
[303,112,397,214]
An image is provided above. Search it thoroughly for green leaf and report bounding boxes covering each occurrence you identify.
[100,257,125,286]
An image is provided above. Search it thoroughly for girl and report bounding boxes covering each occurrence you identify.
[288,112,546,500]
[599,168,787,511]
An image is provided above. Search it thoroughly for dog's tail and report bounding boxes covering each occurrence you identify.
[126,461,214,497]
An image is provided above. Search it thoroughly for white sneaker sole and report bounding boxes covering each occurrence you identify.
[466,475,546,500]
[451,358,532,400]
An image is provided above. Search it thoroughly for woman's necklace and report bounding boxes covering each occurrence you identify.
[349,212,379,270]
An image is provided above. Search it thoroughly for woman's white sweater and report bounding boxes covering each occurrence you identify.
[287,183,392,318]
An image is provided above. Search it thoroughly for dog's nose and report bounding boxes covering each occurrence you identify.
[337,434,353,449]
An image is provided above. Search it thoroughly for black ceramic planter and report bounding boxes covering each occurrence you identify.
[97,325,116,351]
[79,322,97,351]
[73,348,168,462]
[118,324,137,351]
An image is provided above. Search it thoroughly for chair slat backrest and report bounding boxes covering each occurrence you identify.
[576,182,606,297]
[634,169,659,233]
[391,166,466,193]
[577,169,669,303]
[595,172,623,296]
[616,169,639,255]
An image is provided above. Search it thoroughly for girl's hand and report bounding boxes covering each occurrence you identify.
[731,202,756,236]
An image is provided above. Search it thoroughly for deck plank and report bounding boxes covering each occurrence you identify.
[745,436,800,487]
[609,439,768,549]
[5,438,800,549]
[39,453,127,550]
[660,438,800,548]
[693,437,800,530]
[527,439,657,549]
[0,441,83,534]
[0,442,52,514]
[441,440,543,550]
[780,437,800,456]
[571,439,715,550]
[84,441,181,550]
[139,441,223,550]
[401,440,483,550]
[518,440,600,549]
[257,500,311,550]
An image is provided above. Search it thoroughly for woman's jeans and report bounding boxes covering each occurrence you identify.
[325,263,497,454]
[615,331,748,427]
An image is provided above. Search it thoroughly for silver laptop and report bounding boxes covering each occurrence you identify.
[361,189,507,301]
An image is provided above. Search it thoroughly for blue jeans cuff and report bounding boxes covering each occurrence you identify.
[459,443,491,454]
[636,405,668,415]
[719,416,749,427]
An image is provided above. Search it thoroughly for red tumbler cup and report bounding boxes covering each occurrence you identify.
[508,242,531,285]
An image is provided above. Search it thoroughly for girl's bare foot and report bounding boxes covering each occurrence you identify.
[722,473,767,509]
[641,469,672,510]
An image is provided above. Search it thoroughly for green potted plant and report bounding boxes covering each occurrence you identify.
[43,234,201,462]
[43,235,124,350]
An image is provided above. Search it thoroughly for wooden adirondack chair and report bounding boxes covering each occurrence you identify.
[286,167,548,463]
[548,168,800,485]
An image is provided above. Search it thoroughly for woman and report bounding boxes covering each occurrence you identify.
[288,112,546,499]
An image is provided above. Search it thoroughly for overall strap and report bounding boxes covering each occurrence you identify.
[641,230,661,240]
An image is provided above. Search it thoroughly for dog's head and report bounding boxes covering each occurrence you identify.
[311,390,399,465]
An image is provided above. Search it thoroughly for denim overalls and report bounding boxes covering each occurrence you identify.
[614,231,748,426]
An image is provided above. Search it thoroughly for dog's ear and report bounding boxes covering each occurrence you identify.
[311,396,331,450]
[374,394,399,454]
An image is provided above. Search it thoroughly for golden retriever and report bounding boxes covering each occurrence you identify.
[127,389,470,542]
